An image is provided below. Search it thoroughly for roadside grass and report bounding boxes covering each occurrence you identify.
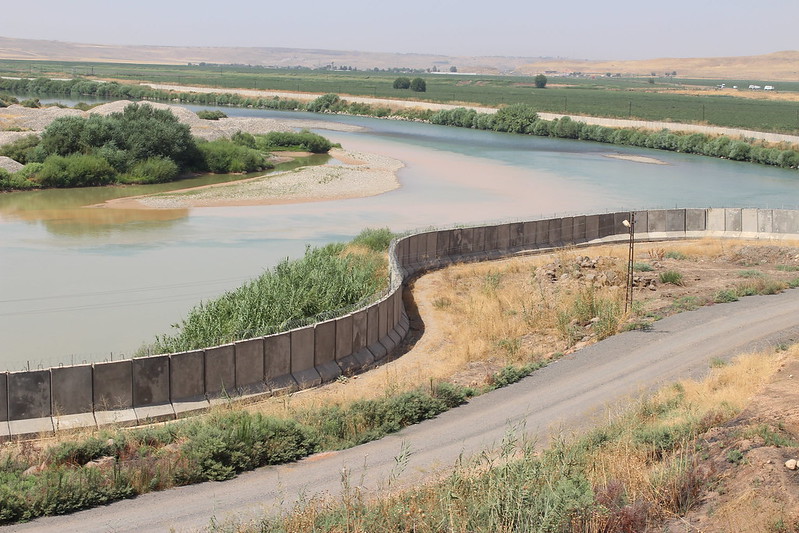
[5,239,799,524]
[235,346,791,533]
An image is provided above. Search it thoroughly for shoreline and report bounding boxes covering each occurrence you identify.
[96,148,403,209]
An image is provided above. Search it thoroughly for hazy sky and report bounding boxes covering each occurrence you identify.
[3,0,797,60]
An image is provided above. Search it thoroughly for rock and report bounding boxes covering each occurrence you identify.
[85,456,116,469]
[785,459,797,470]
[22,463,46,476]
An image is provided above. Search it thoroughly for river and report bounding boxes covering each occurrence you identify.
[1,102,798,369]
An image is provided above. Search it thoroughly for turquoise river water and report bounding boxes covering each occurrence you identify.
[1,105,798,369]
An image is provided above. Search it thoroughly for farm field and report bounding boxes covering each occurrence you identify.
[2,59,799,134]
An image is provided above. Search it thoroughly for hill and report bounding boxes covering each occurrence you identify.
[0,36,797,79]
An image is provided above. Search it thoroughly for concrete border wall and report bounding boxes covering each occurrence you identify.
[5,207,799,438]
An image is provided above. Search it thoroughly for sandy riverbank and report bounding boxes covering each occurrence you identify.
[97,148,403,209]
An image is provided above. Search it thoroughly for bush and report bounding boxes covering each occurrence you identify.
[120,157,180,184]
[37,154,115,187]
[307,93,342,113]
[410,77,426,92]
[393,77,411,89]
[659,270,684,286]
[197,139,267,173]
[261,130,332,153]
[492,103,539,134]
[196,110,227,120]
[0,134,40,164]
[350,227,395,252]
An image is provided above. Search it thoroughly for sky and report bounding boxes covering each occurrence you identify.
[2,0,797,60]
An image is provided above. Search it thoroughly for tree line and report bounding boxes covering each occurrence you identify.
[1,77,797,174]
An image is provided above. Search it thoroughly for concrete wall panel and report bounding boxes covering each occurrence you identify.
[290,328,315,372]
[396,237,409,265]
[522,221,536,246]
[613,212,629,234]
[205,345,235,397]
[634,211,648,234]
[335,314,354,360]
[51,365,92,416]
[473,226,486,253]
[509,222,524,248]
[725,208,743,232]
[0,373,6,422]
[170,350,205,401]
[757,209,773,233]
[8,370,50,420]
[773,210,799,234]
[408,234,421,265]
[367,305,379,346]
[436,229,452,257]
[484,225,498,251]
[132,356,170,407]
[560,217,574,244]
[548,218,561,244]
[666,209,686,232]
[685,209,706,231]
[573,216,587,242]
[534,220,549,244]
[93,360,132,410]
[707,208,726,231]
[314,320,336,366]
[742,208,758,233]
[264,332,292,383]
[378,298,389,339]
[585,215,599,240]
[352,309,368,350]
[425,232,438,261]
[598,214,615,238]
[496,224,511,251]
[647,210,666,233]
[234,338,265,391]
[386,292,396,332]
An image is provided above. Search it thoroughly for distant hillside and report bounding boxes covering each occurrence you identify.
[0,36,796,80]
[518,51,799,81]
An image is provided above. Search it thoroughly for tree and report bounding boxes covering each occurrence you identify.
[534,74,548,88]
[410,78,427,92]
[449,66,457,73]
[393,77,411,89]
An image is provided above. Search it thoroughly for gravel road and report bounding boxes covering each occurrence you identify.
[8,289,799,533]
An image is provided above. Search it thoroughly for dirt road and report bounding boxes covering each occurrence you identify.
[9,289,799,532]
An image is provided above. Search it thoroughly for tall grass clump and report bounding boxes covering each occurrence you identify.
[149,235,389,354]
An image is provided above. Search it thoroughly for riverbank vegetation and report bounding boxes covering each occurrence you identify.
[2,77,797,173]
[146,228,392,354]
[0,102,274,189]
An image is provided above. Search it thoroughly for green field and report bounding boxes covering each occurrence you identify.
[1,59,799,134]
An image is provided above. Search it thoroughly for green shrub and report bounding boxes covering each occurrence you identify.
[196,110,227,120]
[659,270,684,286]
[120,157,180,184]
[0,134,40,164]
[351,227,395,252]
[261,130,332,153]
[664,250,688,260]
[634,262,653,272]
[180,412,318,482]
[0,168,37,190]
[307,93,342,113]
[714,289,739,303]
[197,139,267,173]
[738,269,764,278]
[37,154,115,187]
